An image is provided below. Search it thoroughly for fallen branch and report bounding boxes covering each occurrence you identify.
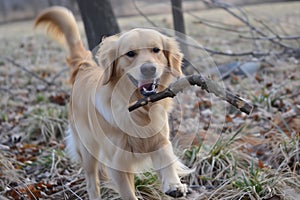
[128,75,254,115]
[4,56,68,94]
[5,56,52,86]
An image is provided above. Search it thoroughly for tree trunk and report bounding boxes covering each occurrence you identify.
[0,0,7,23]
[76,0,120,50]
[171,0,192,75]
[171,0,185,35]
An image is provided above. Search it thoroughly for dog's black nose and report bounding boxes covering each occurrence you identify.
[140,63,156,77]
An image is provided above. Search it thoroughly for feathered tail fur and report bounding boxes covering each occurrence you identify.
[34,6,95,84]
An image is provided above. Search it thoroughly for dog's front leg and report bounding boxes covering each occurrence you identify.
[107,168,137,200]
[151,143,188,198]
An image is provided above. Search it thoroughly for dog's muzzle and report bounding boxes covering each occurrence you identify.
[127,63,160,97]
[128,75,159,97]
[139,63,159,96]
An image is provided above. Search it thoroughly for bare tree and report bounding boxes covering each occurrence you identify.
[76,0,120,50]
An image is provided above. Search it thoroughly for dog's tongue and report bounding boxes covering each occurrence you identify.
[139,83,152,91]
[138,80,153,90]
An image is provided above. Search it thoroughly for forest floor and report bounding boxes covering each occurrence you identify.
[0,1,300,200]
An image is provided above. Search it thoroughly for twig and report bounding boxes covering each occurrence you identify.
[128,75,253,115]
[256,18,280,38]
[239,35,300,41]
[50,67,68,83]
[241,17,300,41]
[4,56,69,94]
[210,0,296,51]
[161,0,249,34]
[193,20,246,33]
[5,56,52,86]
[201,45,271,57]
[132,0,279,58]
[208,0,260,51]
[174,36,273,57]
[132,0,157,27]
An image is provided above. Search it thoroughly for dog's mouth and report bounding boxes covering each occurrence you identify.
[128,74,158,97]
[138,79,158,97]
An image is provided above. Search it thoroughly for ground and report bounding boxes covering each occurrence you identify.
[0,2,300,200]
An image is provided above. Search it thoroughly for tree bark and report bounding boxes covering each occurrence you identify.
[0,0,7,22]
[76,0,120,50]
[171,0,192,74]
[171,0,185,35]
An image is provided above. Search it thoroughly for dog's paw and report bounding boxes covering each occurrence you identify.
[165,183,188,198]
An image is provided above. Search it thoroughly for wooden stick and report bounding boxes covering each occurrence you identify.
[128,75,254,115]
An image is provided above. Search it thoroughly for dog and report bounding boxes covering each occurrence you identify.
[35,6,191,200]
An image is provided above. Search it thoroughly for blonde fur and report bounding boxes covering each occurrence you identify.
[35,6,191,200]
[34,6,92,84]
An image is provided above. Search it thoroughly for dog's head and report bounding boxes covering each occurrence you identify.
[96,28,183,97]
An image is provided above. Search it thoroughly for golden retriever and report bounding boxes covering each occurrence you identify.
[35,6,191,200]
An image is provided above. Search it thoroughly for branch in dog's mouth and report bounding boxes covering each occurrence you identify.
[128,74,254,115]
[128,74,158,97]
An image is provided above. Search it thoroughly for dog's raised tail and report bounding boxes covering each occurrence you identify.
[34,6,93,84]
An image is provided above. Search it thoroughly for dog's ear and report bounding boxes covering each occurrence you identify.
[96,35,119,85]
[163,37,183,78]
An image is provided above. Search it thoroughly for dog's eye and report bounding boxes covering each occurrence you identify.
[126,51,136,57]
[152,47,160,53]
